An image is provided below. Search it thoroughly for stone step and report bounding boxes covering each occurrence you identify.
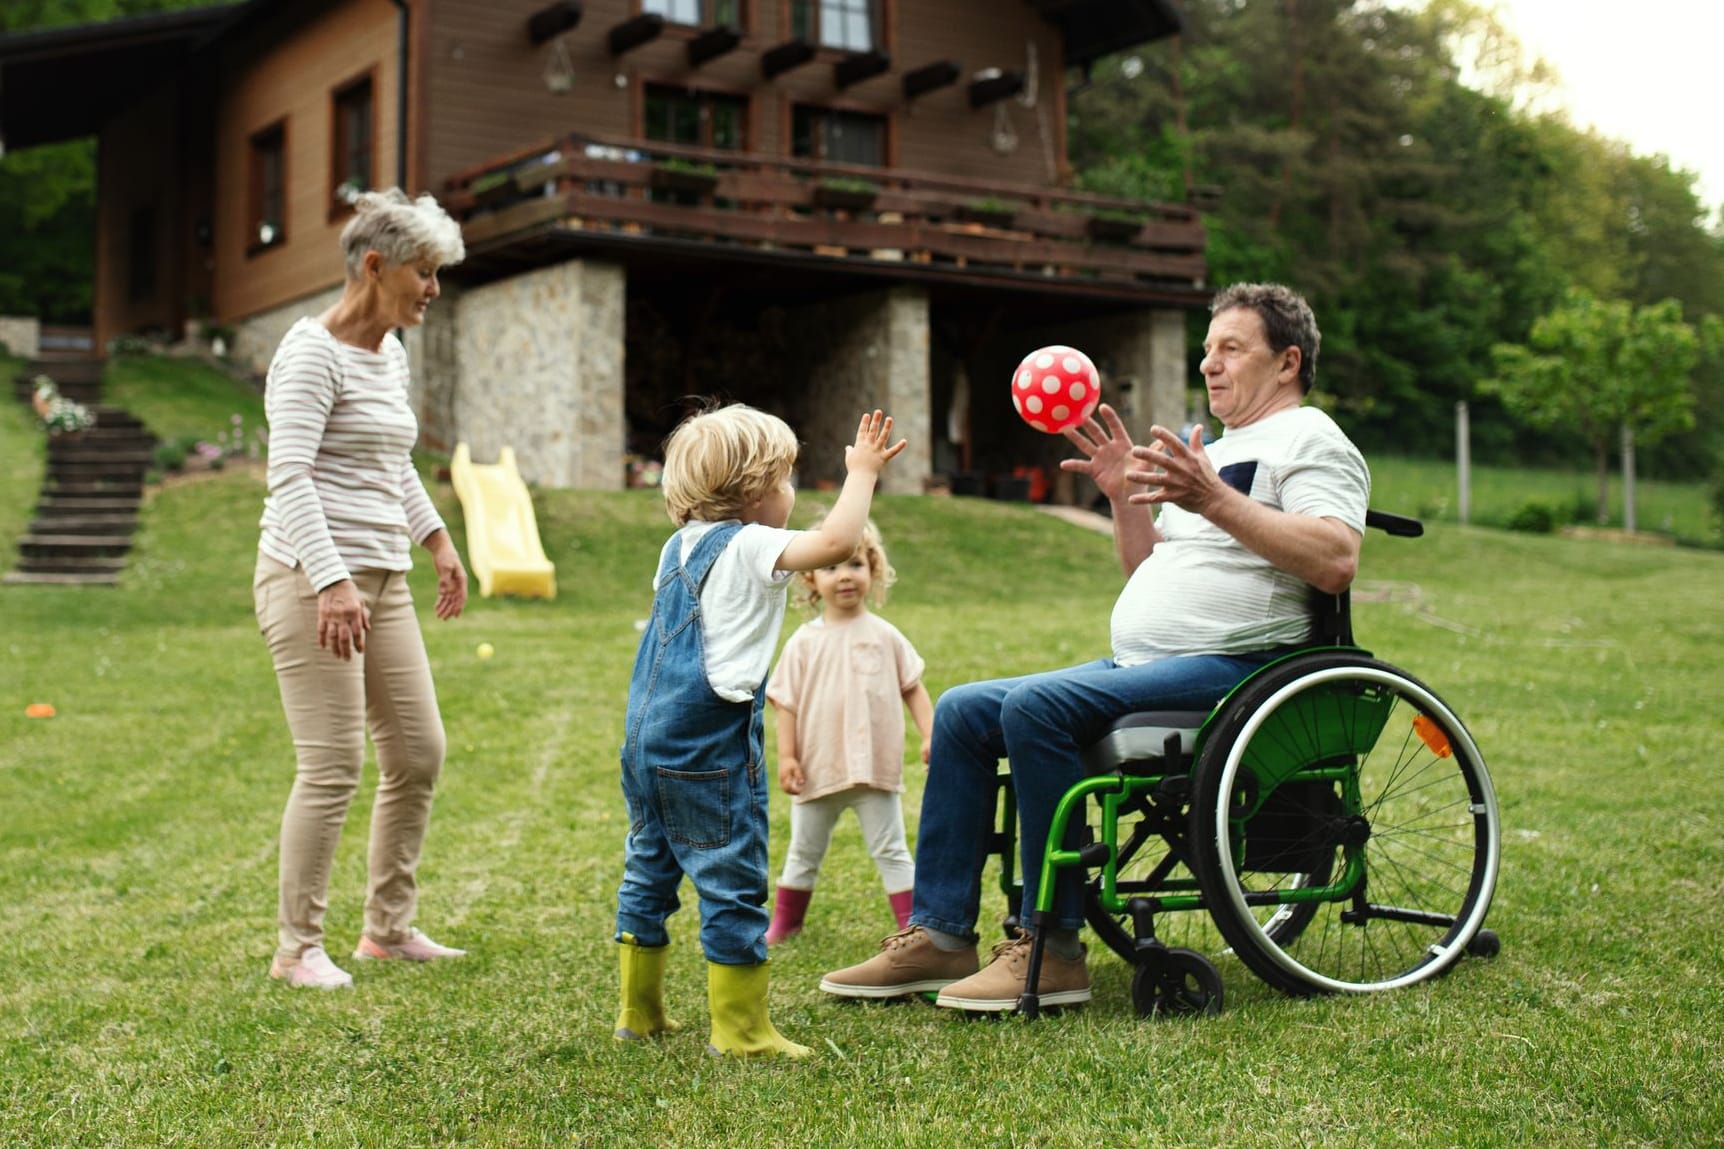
[47,446,154,465]
[27,514,139,536]
[37,496,142,514]
[2,570,119,587]
[44,481,145,499]
[12,554,128,574]
[86,406,145,428]
[20,534,135,557]
[46,462,151,482]
[26,357,105,384]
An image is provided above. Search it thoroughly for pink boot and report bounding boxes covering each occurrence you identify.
[888,888,913,930]
[765,886,812,945]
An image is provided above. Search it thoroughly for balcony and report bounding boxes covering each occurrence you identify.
[443,133,1207,304]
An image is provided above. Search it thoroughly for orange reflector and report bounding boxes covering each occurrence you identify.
[1413,714,1452,758]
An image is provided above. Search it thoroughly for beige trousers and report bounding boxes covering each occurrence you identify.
[254,553,447,960]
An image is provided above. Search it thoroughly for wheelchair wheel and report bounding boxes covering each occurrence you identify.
[1131,948,1224,1018]
[1189,654,1500,996]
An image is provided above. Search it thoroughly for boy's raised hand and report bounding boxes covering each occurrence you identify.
[843,410,907,476]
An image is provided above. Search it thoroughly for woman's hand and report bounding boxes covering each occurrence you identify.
[1059,404,1140,504]
[317,579,371,660]
[842,410,907,477]
[426,530,468,621]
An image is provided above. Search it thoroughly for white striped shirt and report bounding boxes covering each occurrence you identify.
[1110,406,1370,666]
[258,317,445,590]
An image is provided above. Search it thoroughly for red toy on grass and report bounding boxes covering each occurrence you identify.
[1011,345,1100,433]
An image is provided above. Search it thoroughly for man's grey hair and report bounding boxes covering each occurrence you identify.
[339,188,465,278]
[1210,282,1320,392]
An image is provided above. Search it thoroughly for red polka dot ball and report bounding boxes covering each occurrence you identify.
[1011,345,1100,433]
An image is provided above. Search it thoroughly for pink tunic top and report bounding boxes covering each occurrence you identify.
[766,612,926,802]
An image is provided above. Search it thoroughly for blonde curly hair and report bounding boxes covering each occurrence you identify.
[660,402,799,526]
[792,516,896,612]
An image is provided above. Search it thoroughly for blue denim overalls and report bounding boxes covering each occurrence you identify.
[615,522,771,966]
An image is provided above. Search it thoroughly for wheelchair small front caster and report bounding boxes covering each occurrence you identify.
[1132,947,1224,1018]
[1466,928,1501,959]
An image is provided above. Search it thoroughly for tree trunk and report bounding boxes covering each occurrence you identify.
[1594,437,1610,526]
[1269,0,1302,229]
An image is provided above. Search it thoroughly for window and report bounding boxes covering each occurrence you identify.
[644,85,747,150]
[248,121,287,252]
[790,0,875,51]
[128,204,157,302]
[792,105,884,166]
[331,75,374,209]
[643,0,742,26]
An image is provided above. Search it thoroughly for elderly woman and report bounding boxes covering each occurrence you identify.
[255,189,470,989]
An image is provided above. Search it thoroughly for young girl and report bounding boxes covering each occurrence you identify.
[763,520,933,945]
[613,403,905,1060]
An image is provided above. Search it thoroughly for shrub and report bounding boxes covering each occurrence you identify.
[152,441,188,472]
[1507,500,1561,533]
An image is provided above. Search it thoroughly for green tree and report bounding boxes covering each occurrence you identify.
[1484,290,1699,522]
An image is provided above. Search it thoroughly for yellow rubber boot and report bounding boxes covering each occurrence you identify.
[614,934,681,1041]
[706,961,812,1059]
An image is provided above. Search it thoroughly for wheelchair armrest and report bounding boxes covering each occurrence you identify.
[1365,509,1423,537]
[1080,710,1210,774]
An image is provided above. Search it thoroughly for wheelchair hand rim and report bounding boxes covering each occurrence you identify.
[1209,662,1501,993]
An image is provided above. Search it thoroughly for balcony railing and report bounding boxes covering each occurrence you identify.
[443,133,1206,297]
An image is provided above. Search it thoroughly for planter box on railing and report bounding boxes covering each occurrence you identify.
[649,164,719,196]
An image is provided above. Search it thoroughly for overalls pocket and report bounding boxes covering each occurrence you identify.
[657,766,731,848]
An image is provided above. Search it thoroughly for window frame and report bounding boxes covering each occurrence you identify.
[639,0,749,30]
[328,69,377,221]
[247,118,288,257]
[789,102,889,167]
[640,81,752,152]
[785,0,886,53]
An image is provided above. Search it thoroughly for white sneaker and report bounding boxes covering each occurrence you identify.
[353,928,467,962]
[269,945,354,990]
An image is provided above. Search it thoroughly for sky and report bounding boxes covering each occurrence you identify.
[1485,0,1724,212]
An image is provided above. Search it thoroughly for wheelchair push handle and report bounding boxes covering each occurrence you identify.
[1365,510,1423,538]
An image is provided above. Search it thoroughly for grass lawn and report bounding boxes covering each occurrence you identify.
[2,359,1722,1145]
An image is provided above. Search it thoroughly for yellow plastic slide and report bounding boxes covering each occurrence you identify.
[451,443,557,599]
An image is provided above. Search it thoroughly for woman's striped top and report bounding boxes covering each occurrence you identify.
[258,317,445,590]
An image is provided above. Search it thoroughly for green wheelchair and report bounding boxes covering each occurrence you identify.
[994,510,1502,1018]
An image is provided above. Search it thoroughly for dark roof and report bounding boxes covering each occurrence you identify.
[0,5,239,150]
[1028,0,1183,69]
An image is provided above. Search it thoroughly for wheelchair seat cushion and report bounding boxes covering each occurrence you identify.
[1081,710,1211,774]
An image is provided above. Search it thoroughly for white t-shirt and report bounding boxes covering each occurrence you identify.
[656,520,798,702]
[1110,405,1369,666]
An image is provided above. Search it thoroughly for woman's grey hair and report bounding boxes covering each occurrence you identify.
[339,189,465,278]
[1210,282,1320,392]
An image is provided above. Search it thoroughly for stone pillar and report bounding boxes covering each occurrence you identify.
[0,316,41,359]
[789,285,930,496]
[450,259,626,489]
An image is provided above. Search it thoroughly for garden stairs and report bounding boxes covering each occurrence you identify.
[7,357,155,587]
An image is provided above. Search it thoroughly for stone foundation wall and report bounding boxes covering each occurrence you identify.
[231,285,344,379]
[0,316,40,359]
[450,260,625,489]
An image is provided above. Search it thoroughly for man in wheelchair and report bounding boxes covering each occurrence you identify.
[820,282,1370,1012]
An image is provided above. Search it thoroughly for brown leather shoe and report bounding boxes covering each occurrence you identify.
[934,930,1090,1012]
[818,926,980,999]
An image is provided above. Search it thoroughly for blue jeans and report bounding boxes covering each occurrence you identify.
[615,523,771,965]
[910,653,1280,937]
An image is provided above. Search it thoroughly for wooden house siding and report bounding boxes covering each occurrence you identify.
[426,0,1063,190]
[210,1,399,324]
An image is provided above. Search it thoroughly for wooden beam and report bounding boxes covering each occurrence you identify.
[526,2,582,45]
[902,59,960,100]
[608,12,664,56]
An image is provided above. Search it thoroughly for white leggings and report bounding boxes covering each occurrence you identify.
[779,787,914,893]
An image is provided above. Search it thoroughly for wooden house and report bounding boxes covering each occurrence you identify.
[0,0,1205,493]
